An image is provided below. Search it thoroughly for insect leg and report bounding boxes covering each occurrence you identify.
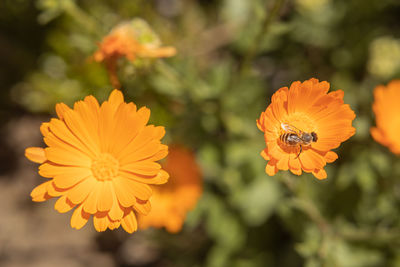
[295,145,302,159]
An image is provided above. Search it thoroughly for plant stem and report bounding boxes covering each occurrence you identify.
[280,174,332,259]
[281,174,330,234]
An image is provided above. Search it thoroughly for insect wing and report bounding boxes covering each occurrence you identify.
[281,123,301,134]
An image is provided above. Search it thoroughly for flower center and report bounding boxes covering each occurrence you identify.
[284,112,316,133]
[91,153,119,181]
[276,112,318,154]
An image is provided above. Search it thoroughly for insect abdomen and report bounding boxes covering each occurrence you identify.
[280,133,300,146]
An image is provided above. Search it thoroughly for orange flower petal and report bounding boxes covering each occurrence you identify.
[113,177,138,207]
[97,181,113,212]
[120,169,169,185]
[288,81,328,113]
[267,141,284,160]
[40,122,50,136]
[55,195,75,213]
[120,161,161,176]
[119,176,152,200]
[371,80,400,155]
[55,102,71,120]
[120,140,162,164]
[108,103,138,155]
[45,147,91,167]
[290,168,302,175]
[108,219,121,230]
[30,181,52,202]
[134,198,151,215]
[25,147,46,164]
[93,212,110,232]
[98,101,115,152]
[276,153,290,170]
[138,145,202,233]
[53,168,92,189]
[265,159,279,176]
[108,187,124,221]
[73,101,101,151]
[108,89,124,106]
[83,95,100,112]
[288,153,301,170]
[63,109,100,157]
[152,170,170,185]
[43,132,84,156]
[48,118,94,158]
[323,151,338,163]
[70,204,90,230]
[312,169,327,180]
[260,149,270,161]
[147,144,169,162]
[82,182,102,214]
[118,124,160,164]
[299,149,325,171]
[328,89,344,100]
[121,210,138,234]
[39,163,73,178]
[66,177,96,204]
[46,181,65,197]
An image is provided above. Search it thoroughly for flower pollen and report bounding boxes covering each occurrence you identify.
[91,153,119,181]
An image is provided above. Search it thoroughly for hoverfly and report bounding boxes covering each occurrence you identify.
[279,123,318,158]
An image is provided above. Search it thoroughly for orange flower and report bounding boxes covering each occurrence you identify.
[25,89,169,233]
[257,78,356,179]
[138,145,202,233]
[93,22,177,88]
[371,80,400,155]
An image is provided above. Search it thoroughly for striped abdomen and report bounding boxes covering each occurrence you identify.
[279,133,301,146]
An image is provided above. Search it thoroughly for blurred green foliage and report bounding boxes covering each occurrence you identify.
[2,0,400,266]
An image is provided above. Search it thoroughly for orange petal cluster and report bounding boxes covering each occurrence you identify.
[371,80,400,155]
[25,89,169,233]
[93,22,176,88]
[257,78,356,179]
[139,145,202,233]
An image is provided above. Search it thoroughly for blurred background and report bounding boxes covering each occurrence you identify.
[2,0,400,266]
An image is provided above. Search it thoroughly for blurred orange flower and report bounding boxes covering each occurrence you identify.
[257,78,356,179]
[93,22,177,88]
[25,89,169,233]
[371,80,400,155]
[139,145,202,233]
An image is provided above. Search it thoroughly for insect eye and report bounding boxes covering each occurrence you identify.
[311,132,318,142]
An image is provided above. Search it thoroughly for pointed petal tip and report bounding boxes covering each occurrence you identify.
[109,89,124,104]
[137,106,151,117]
[155,170,170,185]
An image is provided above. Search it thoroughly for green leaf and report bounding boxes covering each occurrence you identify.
[231,176,281,226]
